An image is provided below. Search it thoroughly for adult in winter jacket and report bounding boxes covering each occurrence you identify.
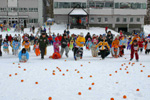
[18,48,29,62]
[106,31,113,48]
[38,33,48,59]
[60,34,69,57]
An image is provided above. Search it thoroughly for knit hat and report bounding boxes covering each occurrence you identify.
[80,32,84,36]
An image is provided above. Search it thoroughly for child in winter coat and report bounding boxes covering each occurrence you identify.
[111,37,120,58]
[22,38,30,52]
[12,38,20,56]
[2,40,9,54]
[138,38,144,52]
[33,42,40,56]
[49,37,61,59]
[69,40,74,50]
[91,39,98,57]
[130,40,139,61]
[145,38,150,54]
[86,38,93,50]
[18,48,29,62]
[127,37,132,50]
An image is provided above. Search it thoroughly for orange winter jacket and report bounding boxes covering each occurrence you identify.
[112,40,119,47]
[22,41,30,49]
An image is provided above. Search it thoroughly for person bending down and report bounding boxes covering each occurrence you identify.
[18,48,29,62]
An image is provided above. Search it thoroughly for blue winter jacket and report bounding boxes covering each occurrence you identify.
[2,42,9,49]
[12,41,20,50]
[18,51,29,61]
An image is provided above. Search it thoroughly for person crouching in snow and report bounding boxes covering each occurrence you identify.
[18,48,29,62]
[130,40,139,62]
[2,39,9,54]
[33,41,40,56]
[96,35,110,59]
[12,37,20,56]
[86,38,92,50]
[91,39,98,57]
[111,37,120,58]
[49,37,61,59]
[22,37,30,52]
[144,38,150,54]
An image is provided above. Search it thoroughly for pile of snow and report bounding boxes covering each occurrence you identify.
[144,25,150,36]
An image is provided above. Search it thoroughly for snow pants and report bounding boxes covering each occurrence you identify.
[145,49,150,54]
[112,47,119,56]
[60,46,69,57]
[91,49,98,57]
[13,49,18,56]
[131,50,139,60]
[100,50,110,59]
[40,47,46,59]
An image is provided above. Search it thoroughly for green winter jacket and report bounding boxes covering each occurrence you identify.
[38,36,48,48]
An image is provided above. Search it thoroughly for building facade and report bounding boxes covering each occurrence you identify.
[145,0,150,24]
[54,0,147,33]
[0,0,44,27]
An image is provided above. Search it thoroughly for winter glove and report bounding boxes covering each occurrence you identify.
[80,42,84,44]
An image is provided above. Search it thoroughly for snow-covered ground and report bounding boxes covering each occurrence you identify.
[0,25,150,100]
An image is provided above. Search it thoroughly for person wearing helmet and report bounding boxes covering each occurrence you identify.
[18,48,29,62]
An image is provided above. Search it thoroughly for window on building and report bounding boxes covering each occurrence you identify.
[29,19,33,23]
[123,18,127,22]
[136,3,142,9]
[34,19,38,23]
[105,2,113,8]
[105,18,108,22]
[34,8,38,12]
[89,2,95,8]
[90,18,94,22]
[71,2,81,8]
[19,8,28,12]
[130,18,133,22]
[29,8,34,12]
[8,8,18,12]
[137,18,140,22]
[142,3,146,9]
[59,2,71,8]
[120,3,131,9]
[98,18,101,22]
[115,3,119,8]
[96,2,104,8]
[82,3,86,8]
[116,18,120,22]
[0,8,7,12]
[54,2,59,8]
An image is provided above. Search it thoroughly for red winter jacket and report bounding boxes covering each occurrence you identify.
[131,44,139,51]
[8,36,12,42]
[138,41,143,48]
[48,36,52,41]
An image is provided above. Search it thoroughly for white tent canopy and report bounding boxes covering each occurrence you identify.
[69,9,87,16]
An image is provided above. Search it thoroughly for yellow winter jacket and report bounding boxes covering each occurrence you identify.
[96,40,110,50]
[76,36,85,47]
[22,41,30,49]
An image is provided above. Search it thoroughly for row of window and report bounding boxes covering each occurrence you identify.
[0,8,38,12]
[54,2,147,9]
[54,2,86,8]
[29,19,38,23]
[90,17,141,23]
[89,2,146,9]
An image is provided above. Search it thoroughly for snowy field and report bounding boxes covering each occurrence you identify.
[0,25,150,100]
